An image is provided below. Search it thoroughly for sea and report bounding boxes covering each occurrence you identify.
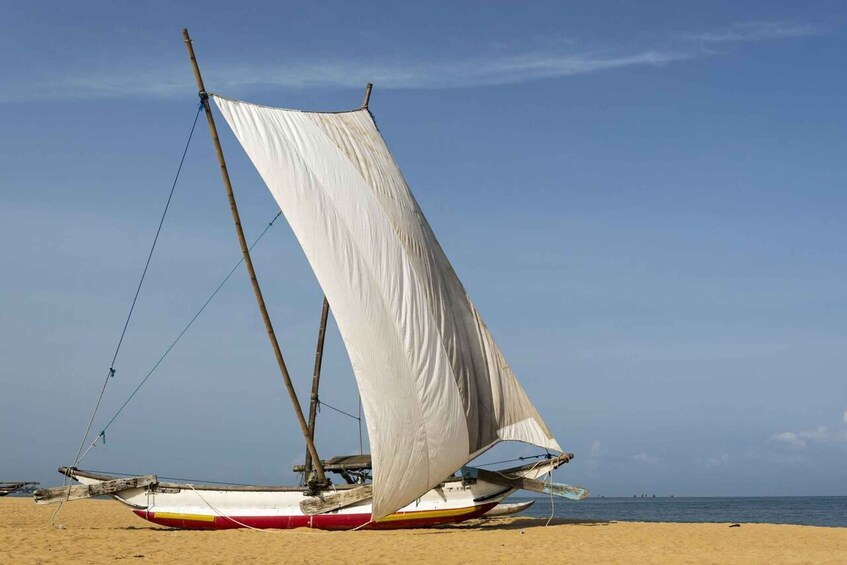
[515,496,847,528]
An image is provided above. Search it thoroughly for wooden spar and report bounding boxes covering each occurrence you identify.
[361,83,373,109]
[303,296,330,477]
[181,28,327,484]
[33,475,156,504]
[300,485,373,515]
[470,468,589,500]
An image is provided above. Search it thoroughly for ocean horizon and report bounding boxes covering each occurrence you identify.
[515,495,847,528]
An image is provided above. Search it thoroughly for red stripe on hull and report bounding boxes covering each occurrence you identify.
[132,503,496,531]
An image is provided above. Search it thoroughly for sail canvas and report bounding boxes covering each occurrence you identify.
[212,95,562,519]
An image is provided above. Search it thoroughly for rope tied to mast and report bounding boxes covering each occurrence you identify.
[74,210,284,466]
[53,103,203,529]
[317,399,361,422]
[68,103,203,469]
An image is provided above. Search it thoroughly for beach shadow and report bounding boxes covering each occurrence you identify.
[484,517,612,529]
[430,517,613,532]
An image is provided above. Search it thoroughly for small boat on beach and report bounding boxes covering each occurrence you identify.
[1,481,39,496]
[35,29,587,529]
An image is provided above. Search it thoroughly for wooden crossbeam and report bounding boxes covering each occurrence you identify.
[473,468,589,500]
[33,475,157,505]
[299,485,373,515]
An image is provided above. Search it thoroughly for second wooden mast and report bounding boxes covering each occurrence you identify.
[181,28,327,488]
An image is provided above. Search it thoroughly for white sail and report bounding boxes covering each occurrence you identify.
[212,95,562,519]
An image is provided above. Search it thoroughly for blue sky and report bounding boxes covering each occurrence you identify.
[1,1,845,497]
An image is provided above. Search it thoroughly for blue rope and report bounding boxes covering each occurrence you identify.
[85,211,283,451]
[318,399,361,421]
[69,104,203,469]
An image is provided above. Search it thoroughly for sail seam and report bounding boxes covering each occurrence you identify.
[302,111,476,456]
[306,110,501,452]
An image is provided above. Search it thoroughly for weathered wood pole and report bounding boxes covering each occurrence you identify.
[303,296,330,477]
[182,28,326,484]
[361,83,373,109]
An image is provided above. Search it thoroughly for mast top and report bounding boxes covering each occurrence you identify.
[361,83,373,109]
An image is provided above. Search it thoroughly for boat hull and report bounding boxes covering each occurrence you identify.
[132,502,497,530]
[59,455,569,531]
[64,469,517,530]
[122,478,508,530]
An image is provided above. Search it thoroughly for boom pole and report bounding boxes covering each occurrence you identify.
[181,28,327,486]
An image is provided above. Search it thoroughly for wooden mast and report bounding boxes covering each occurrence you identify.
[181,28,327,485]
[301,83,373,479]
[302,296,329,477]
[362,83,373,109]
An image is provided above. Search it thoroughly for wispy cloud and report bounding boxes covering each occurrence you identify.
[771,425,847,450]
[589,440,607,458]
[679,21,825,44]
[2,20,824,103]
[704,453,730,467]
[5,49,685,103]
[633,452,659,465]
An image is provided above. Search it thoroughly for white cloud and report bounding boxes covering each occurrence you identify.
[589,440,607,458]
[771,425,847,450]
[3,49,685,103]
[633,452,659,465]
[706,453,730,467]
[2,20,822,103]
[679,21,825,44]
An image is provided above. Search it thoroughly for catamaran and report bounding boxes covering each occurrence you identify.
[34,29,587,530]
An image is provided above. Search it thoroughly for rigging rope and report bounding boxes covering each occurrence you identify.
[54,103,203,529]
[76,211,283,464]
[475,453,550,467]
[68,104,203,470]
[77,469,261,486]
[317,399,360,421]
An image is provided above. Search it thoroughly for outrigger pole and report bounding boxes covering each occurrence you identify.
[302,83,373,479]
[182,28,327,486]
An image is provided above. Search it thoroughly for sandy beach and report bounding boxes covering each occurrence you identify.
[1,498,845,564]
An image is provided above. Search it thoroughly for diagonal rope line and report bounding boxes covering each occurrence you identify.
[76,211,284,464]
[68,103,203,473]
[318,400,361,421]
[54,104,203,529]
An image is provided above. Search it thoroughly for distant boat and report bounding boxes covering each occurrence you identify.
[0,481,39,496]
[34,29,588,530]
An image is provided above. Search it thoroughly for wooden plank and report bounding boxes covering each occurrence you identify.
[473,468,589,500]
[299,485,373,515]
[293,454,372,474]
[33,475,157,505]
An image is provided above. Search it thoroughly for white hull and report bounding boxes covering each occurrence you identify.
[62,458,561,530]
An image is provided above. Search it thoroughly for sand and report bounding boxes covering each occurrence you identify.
[1,498,845,564]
